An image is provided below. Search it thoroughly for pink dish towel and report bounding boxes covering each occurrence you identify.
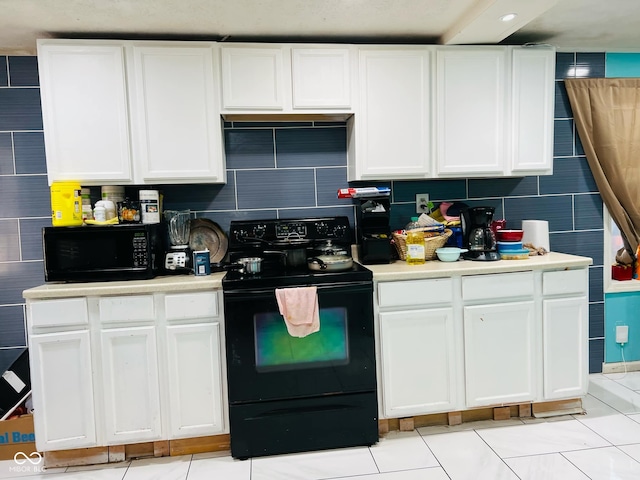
[275,286,320,338]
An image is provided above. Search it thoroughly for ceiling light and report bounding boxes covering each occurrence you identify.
[500,13,517,22]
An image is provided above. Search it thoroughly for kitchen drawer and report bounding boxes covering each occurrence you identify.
[164,291,219,321]
[377,278,453,308]
[98,295,155,323]
[543,269,588,297]
[462,271,533,302]
[29,298,88,328]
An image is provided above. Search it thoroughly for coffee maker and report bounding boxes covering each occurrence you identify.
[164,210,192,272]
[356,196,391,264]
[460,206,500,261]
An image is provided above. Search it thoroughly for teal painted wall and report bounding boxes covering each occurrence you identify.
[605,292,640,363]
[606,53,640,77]
[604,53,640,364]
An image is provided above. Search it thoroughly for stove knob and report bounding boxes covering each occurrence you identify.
[332,225,347,238]
[253,225,266,238]
[316,222,328,236]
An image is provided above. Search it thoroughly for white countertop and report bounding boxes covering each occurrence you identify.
[23,252,593,300]
[23,272,226,299]
[363,252,593,282]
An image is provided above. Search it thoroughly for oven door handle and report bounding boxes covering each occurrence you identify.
[223,281,371,298]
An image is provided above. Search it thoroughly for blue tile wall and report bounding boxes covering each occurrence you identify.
[0,132,13,175]
[0,57,48,359]
[14,132,46,174]
[0,52,608,373]
[0,57,7,86]
[0,305,26,348]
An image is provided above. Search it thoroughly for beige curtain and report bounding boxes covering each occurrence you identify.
[565,78,640,257]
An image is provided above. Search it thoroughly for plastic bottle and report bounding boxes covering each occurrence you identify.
[405,217,425,265]
[93,205,106,222]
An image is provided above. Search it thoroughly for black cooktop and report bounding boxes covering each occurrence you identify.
[222,261,371,291]
[222,216,372,291]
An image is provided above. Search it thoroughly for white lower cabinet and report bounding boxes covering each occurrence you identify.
[463,301,537,407]
[542,268,589,400]
[543,297,588,400]
[100,326,162,444]
[29,330,97,451]
[26,289,226,452]
[379,308,457,417]
[375,266,589,421]
[166,322,225,438]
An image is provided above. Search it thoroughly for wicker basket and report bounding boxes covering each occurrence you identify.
[392,228,453,261]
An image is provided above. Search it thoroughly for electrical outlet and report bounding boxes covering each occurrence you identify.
[415,193,430,214]
[616,325,629,344]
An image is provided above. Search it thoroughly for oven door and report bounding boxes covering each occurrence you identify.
[224,281,375,404]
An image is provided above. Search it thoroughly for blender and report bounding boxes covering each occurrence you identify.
[460,206,501,261]
[164,210,192,272]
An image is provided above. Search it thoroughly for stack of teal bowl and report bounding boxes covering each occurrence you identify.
[495,229,529,260]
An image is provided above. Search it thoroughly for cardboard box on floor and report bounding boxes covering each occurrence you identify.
[0,414,37,461]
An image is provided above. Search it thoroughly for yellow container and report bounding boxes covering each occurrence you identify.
[405,229,426,265]
[50,181,83,226]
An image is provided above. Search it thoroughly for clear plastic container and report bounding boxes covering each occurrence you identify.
[405,217,425,265]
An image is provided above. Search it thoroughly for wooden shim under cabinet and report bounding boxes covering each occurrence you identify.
[380,399,583,435]
[532,398,583,418]
[154,440,170,458]
[493,406,510,421]
[125,442,154,460]
[519,404,532,418]
[447,412,462,426]
[399,417,414,431]
[44,447,109,468]
[169,434,230,456]
[108,445,125,463]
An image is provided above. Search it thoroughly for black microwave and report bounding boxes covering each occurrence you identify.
[43,224,165,283]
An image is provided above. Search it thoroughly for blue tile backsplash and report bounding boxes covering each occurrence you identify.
[0,51,608,372]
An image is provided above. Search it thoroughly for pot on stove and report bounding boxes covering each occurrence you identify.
[311,240,349,257]
[307,254,353,272]
[235,257,263,274]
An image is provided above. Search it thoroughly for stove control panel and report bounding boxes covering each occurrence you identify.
[276,223,307,239]
[228,216,352,247]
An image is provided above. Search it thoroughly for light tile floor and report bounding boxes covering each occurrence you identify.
[4,372,640,479]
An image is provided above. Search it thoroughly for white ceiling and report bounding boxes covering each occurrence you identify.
[1,0,640,55]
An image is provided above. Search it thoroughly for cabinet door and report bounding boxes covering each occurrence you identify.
[354,48,432,179]
[221,46,285,109]
[166,322,225,438]
[379,308,457,417]
[292,48,351,109]
[510,48,555,175]
[464,301,536,407]
[130,45,225,183]
[29,331,96,451]
[436,48,506,176]
[101,326,161,444]
[543,297,588,400]
[37,42,133,185]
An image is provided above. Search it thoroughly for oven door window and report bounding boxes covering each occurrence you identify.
[254,307,348,372]
[224,283,375,402]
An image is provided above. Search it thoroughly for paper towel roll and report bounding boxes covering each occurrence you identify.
[522,220,550,251]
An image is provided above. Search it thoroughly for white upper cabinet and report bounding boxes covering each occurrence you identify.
[510,48,555,175]
[38,42,133,185]
[349,47,433,180]
[221,46,285,110]
[291,48,351,108]
[37,39,226,186]
[129,44,225,183]
[220,44,354,113]
[435,47,507,176]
